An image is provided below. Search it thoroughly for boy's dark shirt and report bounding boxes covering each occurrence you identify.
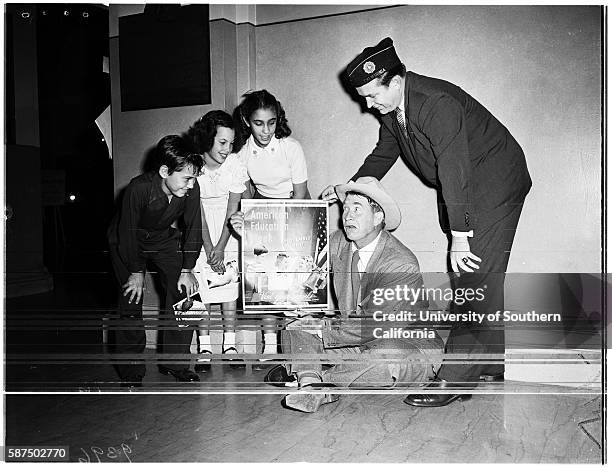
[108,171,203,273]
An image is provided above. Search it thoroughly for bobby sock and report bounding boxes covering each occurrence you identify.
[263,332,277,354]
[199,334,212,353]
[223,331,236,351]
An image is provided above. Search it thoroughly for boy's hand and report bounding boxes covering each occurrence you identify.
[178,270,199,296]
[229,211,244,235]
[123,272,145,304]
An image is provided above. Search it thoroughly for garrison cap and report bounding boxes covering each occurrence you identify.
[346,37,401,87]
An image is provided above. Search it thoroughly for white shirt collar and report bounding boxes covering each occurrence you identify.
[396,76,406,114]
[351,230,383,273]
[247,134,280,154]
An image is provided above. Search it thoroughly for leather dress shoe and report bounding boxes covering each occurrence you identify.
[403,379,473,407]
[264,364,296,387]
[120,376,143,388]
[194,350,212,373]
[158,366,200,382]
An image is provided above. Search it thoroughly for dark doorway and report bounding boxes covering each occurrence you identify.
[36,4,113,274]
[5,5,115,377]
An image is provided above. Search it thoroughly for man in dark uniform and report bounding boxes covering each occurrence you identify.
[108,135,204,387]
[322,37,531,407]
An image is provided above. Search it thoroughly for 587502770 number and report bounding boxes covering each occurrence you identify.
[6,446,69,461]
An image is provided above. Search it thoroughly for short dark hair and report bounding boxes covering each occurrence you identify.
[156,135,203,175]
[378,63,407,87]
[345,190,386,229]
[187,110,234,154]
[235,89,292,150]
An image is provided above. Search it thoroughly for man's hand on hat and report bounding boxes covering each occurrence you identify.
[450,236,482,273]
[321,178,373,201]
[320,185,340,202]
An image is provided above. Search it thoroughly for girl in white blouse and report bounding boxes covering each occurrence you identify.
[235,89,310,200]
[188,110,249,371]
[235,90,311,366]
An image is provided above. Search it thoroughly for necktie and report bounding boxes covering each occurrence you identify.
[351,249,361,313]
[395,107,408,138]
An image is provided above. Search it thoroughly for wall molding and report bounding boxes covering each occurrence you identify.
[210,5,402,28]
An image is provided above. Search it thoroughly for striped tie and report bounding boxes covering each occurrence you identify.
[395,107,408,138]
[351,249,361,313]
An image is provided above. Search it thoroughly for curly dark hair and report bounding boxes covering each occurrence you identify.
[234,89,292,151]
[156,135,203,175]
[187,110,235,155]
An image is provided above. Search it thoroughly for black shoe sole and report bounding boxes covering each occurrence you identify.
[403,393,472,408]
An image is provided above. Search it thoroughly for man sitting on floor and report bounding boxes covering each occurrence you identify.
[231,177,443,412]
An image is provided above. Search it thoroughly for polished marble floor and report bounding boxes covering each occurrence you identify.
[6,363,603,463]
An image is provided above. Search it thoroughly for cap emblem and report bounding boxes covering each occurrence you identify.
[363,61,376,74]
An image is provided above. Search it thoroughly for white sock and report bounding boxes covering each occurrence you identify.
[198,335,212,353]
[263,332,277,354]
[223,332,236,351]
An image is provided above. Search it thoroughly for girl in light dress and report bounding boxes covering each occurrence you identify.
[234,90,311,367]
[187,110,249,372]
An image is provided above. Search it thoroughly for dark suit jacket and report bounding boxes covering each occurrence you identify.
[322,229,428,347]
[353,71,532,233]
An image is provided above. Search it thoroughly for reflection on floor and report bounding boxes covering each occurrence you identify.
[5,343,602,392]
[5,274,604,463]
[6,360,603,463]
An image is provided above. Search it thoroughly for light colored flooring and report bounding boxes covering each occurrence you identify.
[6,362,603,463]
[6,275,603,462]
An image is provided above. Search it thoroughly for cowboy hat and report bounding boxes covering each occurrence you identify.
[335,176,401,230]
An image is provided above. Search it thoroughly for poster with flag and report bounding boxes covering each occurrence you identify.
[241,199,330,312]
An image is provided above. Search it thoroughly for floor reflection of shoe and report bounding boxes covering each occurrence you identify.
[403,379,473,407]
[223,347,245,369]
[195,350,212,373]
[479,373,504,382]
[158,366,200,382]
[253,360,274,371]
[283,388,340,413]
[253,347,277,370]
[120,376,143,388]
